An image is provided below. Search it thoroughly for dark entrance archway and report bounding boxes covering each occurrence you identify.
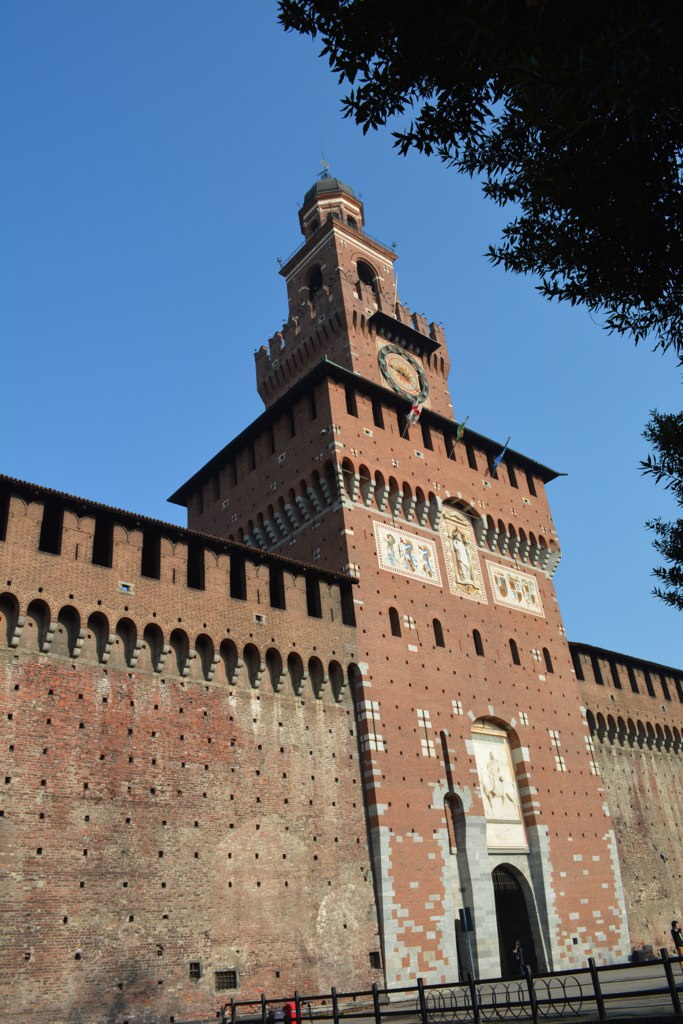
[493,866,537,977]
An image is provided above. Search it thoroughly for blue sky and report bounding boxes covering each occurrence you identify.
[2,1,681,667]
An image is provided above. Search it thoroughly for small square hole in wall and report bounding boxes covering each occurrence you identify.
[369,951,382,969]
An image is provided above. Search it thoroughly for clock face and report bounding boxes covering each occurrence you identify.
[378,344,429,403]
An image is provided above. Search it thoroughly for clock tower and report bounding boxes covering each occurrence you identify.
[171,176,630,987]
[255,174,453,420]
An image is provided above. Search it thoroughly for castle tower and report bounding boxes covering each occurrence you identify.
[255,174,452,418]
[171,177,631,985]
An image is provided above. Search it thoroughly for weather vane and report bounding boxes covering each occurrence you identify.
[318,151,331,179]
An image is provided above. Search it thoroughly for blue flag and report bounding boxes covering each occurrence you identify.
[490,436,511,476]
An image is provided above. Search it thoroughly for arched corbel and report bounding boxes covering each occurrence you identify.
[71,628,87,661]
[41,621,58,654]
[8,615,25,648]
[205,652,221,683]
[128,638,144,668]
[100,633,116,664]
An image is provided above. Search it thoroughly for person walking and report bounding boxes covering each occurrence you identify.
[671,920,683,974]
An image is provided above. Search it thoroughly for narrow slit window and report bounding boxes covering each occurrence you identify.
[38,501,63,555]
[305,575,322,618]
[0,491,9,542]
[626,665,639,693]
[187,542,205,590]
[230,554,247,600]
[269,565,286,610]
[571,647,585,680]
[91,517,113,568]
[340,582,356,627]
[141,530,161,580]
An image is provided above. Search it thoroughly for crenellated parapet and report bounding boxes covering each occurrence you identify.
[570,640,683,722]
[0,475,358,673]
[256,299,344,405]
[394,301,446,350]
[0,587,360,703]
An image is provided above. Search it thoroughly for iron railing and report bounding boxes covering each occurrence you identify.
[179,948,683,1024]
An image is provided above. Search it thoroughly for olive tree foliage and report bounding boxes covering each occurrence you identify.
[279,0,683,356]
[641,411,683,612]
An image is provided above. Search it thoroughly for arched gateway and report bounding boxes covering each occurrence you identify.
[493,866,538,976]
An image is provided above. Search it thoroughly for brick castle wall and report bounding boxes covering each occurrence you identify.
[573,643,683,954]
[0,484,382,1024]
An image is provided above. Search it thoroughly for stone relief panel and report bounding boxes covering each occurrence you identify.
[472,725,527,851]
[439,506,487,603]
[486,561,545,617]
[373,521,442,587]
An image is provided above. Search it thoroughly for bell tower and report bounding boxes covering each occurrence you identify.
[255,174,453,420]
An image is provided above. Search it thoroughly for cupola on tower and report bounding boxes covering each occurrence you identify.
[255,174,453,419]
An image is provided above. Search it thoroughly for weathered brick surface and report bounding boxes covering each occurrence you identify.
[571,644,683,954]
[0,489,381,1024]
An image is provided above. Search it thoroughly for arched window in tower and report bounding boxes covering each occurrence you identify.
[307,265,323,302]
[389,607,401,637]
[509,639,521,666]
[433,618,445,648]
[473,629,484,657]
[357,259,379,304]
[543,647,554,674]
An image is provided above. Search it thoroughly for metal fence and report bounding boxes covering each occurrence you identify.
[180,948,683,1024]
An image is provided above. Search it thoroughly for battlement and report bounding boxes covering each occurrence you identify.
[394,300,446,351]
[569,640,683,707]
[255,297,345,404]
[0,476,358,679]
